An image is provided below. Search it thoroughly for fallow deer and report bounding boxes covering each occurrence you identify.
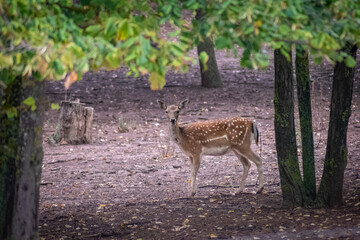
[158,99,264,196]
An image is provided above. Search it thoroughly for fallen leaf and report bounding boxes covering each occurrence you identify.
[64,71,78,90]
[183,219,190,225]
[209,233,217,239]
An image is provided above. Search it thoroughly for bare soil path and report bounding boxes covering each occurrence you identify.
[40,50,360,239]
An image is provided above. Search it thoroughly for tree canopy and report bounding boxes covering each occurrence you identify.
[0,0,196,98]
[1,0,359,97]
[160,0,359,68]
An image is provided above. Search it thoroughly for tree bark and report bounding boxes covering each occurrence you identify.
[0,76,44,239]
[274,49,305,208]
[0,76,21,239]
[51,100,93,144]
[317,43,357,207]
[195,10,222,88]
[295,47,316,202]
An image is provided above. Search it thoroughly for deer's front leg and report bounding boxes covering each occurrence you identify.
[190,155,201,197]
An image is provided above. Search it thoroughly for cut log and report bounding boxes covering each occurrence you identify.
[50,99,93,144]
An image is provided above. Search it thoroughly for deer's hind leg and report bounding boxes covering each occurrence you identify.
[233,147,264,194]
[233,151,251,194]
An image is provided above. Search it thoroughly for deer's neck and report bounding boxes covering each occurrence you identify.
[169,123,184,145]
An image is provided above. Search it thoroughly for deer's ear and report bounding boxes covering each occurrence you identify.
[157,100,167,110]
[179,99,189,110]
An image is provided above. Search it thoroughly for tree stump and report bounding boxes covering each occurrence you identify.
[51,99,93,144]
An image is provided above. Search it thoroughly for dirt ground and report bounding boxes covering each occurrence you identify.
[39,49,360,240]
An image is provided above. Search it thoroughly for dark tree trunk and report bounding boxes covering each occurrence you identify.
[195,10,222,88]
[274,49,305,208]
[0,76,22,239]
[0,76,44,239]
[317,43,357,208]
[295,47,316,202]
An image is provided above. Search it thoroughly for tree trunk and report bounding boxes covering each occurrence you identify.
[0,76,21,239]
[0,76,44,239]
[195,10,222,88]
[51,99,93,144]
[295,47,316,202]
[317,43,357,207]
[274,49,305,208]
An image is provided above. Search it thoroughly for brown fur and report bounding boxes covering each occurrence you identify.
[158,100,264,196]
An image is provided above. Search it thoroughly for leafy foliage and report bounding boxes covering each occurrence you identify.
[1,0,359,93]
[158,0,360,68]
[0,0,193,91]
[1,0,359,115]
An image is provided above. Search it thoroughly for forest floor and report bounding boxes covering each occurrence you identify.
[39,49,360,239]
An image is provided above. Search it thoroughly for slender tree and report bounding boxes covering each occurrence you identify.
[317,43,358,207]
[195,10,222,88]
[295,47,316,202]
[274,49,307,207]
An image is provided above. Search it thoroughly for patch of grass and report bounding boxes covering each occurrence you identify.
[117,116,137,133]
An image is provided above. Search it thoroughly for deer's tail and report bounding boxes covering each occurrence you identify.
[251,122,259,146]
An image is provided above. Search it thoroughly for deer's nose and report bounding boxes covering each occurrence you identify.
[171,119,176,124]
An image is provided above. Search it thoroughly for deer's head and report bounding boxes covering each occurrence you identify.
[157,99,189,125]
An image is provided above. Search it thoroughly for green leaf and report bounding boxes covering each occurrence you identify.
[184,0,197,9]
[124,51,137,62]
[163,5,172,15]
[122,38,136,48]
[53,59,65,75]
[244,26,254,35]
[280,48,291,61]
[313,56,323,65]
[117,20,129,40]
[85,25,102,36]
[279,24,290,35]
[311,33,326,49]
[171,45,185,56]
[99,11,109,22]
[23,97,37,111]
[51,103,60,110]
[104,18,117,39]
[6,107,17,119]
[198,51,209,71]
[139,35,150,56]
[345,55,356,68]
[61,51,74,69]
[168,30,180,38]
[105,52,121,69]
[215,37,230,49]
[149,72,166,90]
[0,53,14,68]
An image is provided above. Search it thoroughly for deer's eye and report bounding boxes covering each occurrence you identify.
[165,111,168,114]
[176,110,180,113]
